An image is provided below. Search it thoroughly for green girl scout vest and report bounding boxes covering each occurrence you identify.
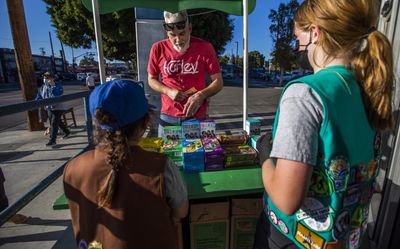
[264,66,380,249]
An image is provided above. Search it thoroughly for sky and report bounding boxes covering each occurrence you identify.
[0,0,291,64]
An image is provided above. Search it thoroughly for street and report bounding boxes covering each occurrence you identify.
[0,78,282,133]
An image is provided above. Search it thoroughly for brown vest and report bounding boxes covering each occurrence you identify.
[63,145,176,249]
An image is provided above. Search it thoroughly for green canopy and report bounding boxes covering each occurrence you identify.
[82,0,256,16]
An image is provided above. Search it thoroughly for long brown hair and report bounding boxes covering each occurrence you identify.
[295,0,394,130]
[94,109,150,207]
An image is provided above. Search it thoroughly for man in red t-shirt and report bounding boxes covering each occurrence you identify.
[147,10,223,136]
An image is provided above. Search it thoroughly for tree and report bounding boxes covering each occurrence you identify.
[218,55,231,65]
[79,55,97,66]
[188,9,234,55]
[268,0,299,84]
[248,51,265,69]
[43,0,136,64]
[43,2,234,65]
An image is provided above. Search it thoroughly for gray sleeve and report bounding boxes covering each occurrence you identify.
[164,158,188,208]
[270,83,324,166]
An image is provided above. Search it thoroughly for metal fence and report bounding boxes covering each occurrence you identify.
[0,91,92,225]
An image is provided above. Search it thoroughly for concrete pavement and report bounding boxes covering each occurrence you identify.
[0,81,282,248]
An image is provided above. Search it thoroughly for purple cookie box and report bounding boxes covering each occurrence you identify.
[205,154,224,163]
[205,162,224,171]
[202,138,224,155]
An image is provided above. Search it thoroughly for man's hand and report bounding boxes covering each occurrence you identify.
[183,92,206,118]
[167,88,188,102]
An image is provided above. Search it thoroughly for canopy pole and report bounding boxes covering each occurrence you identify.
[243,0,249,130]
[91,0,106,83]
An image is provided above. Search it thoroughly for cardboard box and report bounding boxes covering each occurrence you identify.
[200,120,216,138]
[231,198,262,216]
[245,119,261,136]
[182,120,201,139]
[230,198,262,249]
[190,202,230,249]
[163,126,183,141]
[230,216,259,249]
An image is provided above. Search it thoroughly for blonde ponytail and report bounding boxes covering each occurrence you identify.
[351,30,394,130]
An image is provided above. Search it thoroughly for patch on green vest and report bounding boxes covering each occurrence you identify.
[327,157,350,192]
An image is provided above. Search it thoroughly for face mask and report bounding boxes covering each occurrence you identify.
[293,31,313,71]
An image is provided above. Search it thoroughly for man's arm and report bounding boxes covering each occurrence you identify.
[148,73,188,102]
[183,72,223,117]
[200,72,223,98]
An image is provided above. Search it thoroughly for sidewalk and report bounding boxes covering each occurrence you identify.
[0,102,88,248]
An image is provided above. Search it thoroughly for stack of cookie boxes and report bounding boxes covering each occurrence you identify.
[182,120,224,172]
[142,119,261,171]
[218,135,258,167]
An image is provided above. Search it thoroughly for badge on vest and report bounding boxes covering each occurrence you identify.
[351,205,368,229]
[88,240,103,249]
[295,222,325,249]
[327,157,349,192]
[332,210,350,240]
[324,240,345,249]
[343,186,361,208]
[309,169,332,197]
[296,198,333,232]
[78,239,88,249]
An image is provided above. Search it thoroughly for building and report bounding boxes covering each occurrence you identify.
[0,48,66,84]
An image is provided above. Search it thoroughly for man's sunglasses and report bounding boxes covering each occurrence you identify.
[163,20,187,31]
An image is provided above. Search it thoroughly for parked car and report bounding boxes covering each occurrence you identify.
[76,73,87,81]
[60,72,76,81]
[106,73,136,82]
[222,71,234,79]
[276,72,293,83]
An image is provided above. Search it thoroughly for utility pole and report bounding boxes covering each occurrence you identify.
[60,40,67,72]
[48,32,55,72]
[235,41,239,66]
[6,0,44,131]
[71,47,75,72]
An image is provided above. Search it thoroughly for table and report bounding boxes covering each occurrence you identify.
[53,166,263,210]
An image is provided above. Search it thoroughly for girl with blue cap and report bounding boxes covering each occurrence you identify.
[63,79,188,249]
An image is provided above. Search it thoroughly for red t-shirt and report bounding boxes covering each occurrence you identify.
[148,37,221,118]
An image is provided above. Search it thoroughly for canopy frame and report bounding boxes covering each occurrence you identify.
[89,0,252,130]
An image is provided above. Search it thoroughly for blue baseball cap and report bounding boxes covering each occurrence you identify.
[89,79,149,131]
